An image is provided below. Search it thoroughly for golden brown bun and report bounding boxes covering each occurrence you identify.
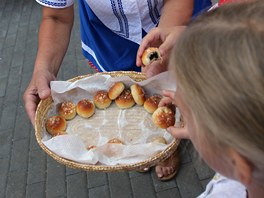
[152,106,175,129]
[107,138,124,144]
[130,84,146,106]
[115,89,135,109]
[87,145,96,150]
[94,90,112,109]
[142,47,161,66]
[58,101,76,120]
[108,82,125,100]
[144,95,162,114]
[76,99,95,118]
[45,115,67,136]
[152,136,167,144]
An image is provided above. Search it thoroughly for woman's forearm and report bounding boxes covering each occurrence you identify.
[159,0,193,28]
[33,6,74,76]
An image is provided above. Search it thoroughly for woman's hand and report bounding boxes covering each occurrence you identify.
[136,26,186,77]
[23,69,56,126]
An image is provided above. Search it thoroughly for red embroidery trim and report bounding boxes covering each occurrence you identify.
[88,60,99,73]
[219,0,236,5]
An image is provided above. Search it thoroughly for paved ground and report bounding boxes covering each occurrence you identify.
[0,0,216,197]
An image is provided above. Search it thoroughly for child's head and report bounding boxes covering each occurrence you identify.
[170,0,264,187]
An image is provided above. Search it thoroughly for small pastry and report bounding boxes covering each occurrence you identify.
[108,82,125,100]
[144,95,162,114]
[107,138,124,144]
[45,115,67,136]
[152,136,167,144]
[94,90,112,109]
[87,145,96,150]
[142,47,162,66]
[130,84,145,106]
[76,99,95,118]
[58,101,76,120]
[115,89,135,109]
[152,106,175,129]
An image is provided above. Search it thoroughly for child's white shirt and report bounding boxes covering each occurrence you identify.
[198,173,247,198]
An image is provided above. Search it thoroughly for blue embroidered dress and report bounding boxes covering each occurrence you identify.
[36,0,211,72]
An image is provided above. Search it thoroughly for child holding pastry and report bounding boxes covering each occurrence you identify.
[156,1,264,197]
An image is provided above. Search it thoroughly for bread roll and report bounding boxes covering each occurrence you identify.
[142,47,162,66]
[152,136,167,144]
[115,89,135,109]
[152,106,175,129]
[94,90,112,109]
[108,82,125,100]
[87,145,96,150]
[107,138,124,144]
[58,101,76,120]
[144,95,162,114]
[130,84,145,106]
[76,99,95,118]
[45,115,67,136]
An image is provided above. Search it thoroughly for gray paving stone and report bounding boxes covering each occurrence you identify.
[187,142,215,180]
[178,140,192,164]
[193,158,215,181]
[0,47,13,77]
[3,33,16,48]
[26,182,45,198]
[21,56,35,73]
[200,178,212,190]
[0,103,16,130]
[89,185,110,198]
[7,22,18,36]
[108,172,133,198]
[87,172,108,188]
[13,106,31,140]
[9,138,29,172]
[130,174,156,198]
[3,83,20,106]
[3,64,22,104]
[62,55,78,80]
[77,58,97,76]
[11,51,24,68]
[15,28,27,51]
[6,170,27,198]
[0,76,8,97]
[0,129,12,158]
[46,153,56,163]
[129,170,148,178]
[0,38,4,53]
[27,149,46,184]
[0,157,9,198]
[0,96,3,119]
[66,172,88,198]
[29,126,41,151]
[151,169,177,193]
[157,187,181,198]
[176,163,204,198]
[66,167,82,176]
[46,161,66,197]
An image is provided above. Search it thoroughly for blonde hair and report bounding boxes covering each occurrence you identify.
[171,0,264,181]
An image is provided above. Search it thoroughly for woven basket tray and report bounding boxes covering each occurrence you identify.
[35,71,180,172]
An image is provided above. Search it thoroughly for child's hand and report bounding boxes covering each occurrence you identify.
[160,90,190,140]
[167,126,190,140]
